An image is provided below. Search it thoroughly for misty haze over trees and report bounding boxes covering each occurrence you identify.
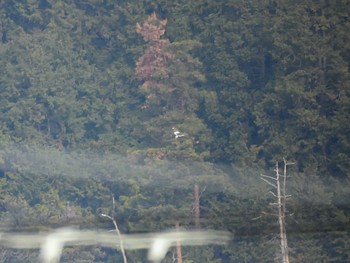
[0,0,349,262]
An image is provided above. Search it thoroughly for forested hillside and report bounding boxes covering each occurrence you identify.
[0,0,349,262]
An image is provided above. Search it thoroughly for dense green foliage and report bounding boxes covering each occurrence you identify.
[0,0,349,262]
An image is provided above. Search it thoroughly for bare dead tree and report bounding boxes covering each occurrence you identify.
[260,158,294,263]
[175,222,183,263]
[100,196,127,263]
[194,184,200,229]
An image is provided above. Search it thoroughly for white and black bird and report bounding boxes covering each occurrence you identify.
[172,127,185,139]
[0,228,231,263]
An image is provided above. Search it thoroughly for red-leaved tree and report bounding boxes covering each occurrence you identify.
[136,12,204,113]
[135,12,175,108]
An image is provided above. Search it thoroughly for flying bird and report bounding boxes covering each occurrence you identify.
[0,228,231,263]
[172,127,185,139]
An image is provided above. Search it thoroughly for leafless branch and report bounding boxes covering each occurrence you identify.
[260,177,277,188]
[100,196,128,263]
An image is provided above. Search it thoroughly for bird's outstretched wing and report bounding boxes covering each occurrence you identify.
[0,228,231,263]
